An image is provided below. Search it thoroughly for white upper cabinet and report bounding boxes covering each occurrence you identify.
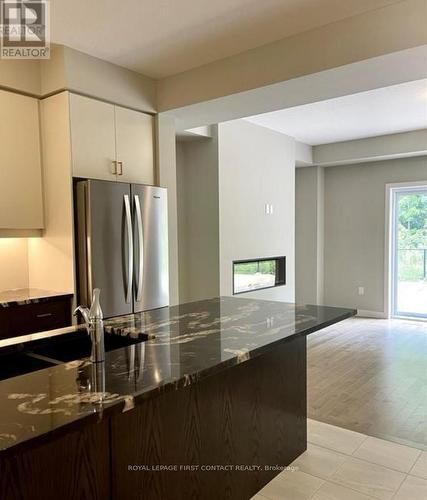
[0,90,44,229]
[69,93,155,185]
[69,93,116,181]
[115,106,154,184]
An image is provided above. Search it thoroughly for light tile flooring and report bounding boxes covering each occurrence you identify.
[253,419,427,500]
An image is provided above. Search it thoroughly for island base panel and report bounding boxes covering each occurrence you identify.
[0,419,110,500]
[111,335,307,500]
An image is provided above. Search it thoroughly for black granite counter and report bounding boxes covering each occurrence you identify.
[0,297,355,455]
[0,288,73,307]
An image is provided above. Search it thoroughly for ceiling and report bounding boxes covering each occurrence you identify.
[51,0,400,79]
[245,79,427,145]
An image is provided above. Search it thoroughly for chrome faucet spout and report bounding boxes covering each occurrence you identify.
[74,289,105,363]
[73,305,91,325]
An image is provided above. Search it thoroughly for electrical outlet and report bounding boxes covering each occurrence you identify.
[267,317,275,328]
[358,286,365,296]
[265,203,274,215]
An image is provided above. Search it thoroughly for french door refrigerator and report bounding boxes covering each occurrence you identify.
[75,179,169,318]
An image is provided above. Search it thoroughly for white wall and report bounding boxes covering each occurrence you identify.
[176,120,296,303]
[0,45,157,113]
[314,129,427,166]
[0,239,29,290]
[176,131,220,303]
[0,60,41,95]
[55,46,156,113]
[155,114,180,305]
[218,120,295,302]
[158,0,427,113]
[40,45,156,113]
[295,166,324,305]
[322,156,427,314]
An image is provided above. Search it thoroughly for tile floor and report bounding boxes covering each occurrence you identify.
[252,419,427,500]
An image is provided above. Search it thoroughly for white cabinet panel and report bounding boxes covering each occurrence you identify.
[115,106,154,185]
[0,90,43,229]
[69,93,117,181]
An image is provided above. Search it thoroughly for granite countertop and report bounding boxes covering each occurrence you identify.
[0,288,73,307]
[0,297,356,455]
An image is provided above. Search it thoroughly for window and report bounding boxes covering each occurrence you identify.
[233,257,286,294]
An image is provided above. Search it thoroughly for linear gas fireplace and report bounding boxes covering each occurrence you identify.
[233,256,286,294]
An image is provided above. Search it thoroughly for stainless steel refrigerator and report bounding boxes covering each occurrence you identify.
[75,180,169,318]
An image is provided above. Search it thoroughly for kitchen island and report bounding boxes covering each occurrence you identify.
[0,297,355,500]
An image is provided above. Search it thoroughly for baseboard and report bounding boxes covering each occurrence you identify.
[357,309,387,319]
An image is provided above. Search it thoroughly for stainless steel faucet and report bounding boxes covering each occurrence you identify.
[74,288,105,363]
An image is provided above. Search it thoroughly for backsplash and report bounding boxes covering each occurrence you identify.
[0,239,29,290]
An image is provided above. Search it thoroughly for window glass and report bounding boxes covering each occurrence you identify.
[233,259,276,293]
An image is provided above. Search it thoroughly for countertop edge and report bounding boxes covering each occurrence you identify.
[0,291,73,307]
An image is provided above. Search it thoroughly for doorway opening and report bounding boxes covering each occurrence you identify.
[390,184,427,320]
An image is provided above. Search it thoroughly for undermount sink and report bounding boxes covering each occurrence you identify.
[0,350,57,381]
[0,330,153,382]
[29,330,152,363]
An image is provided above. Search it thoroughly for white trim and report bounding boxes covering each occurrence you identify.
[357,309,387,319]
[384,186,392,319]
[385,180,427,320]
[313,150,427,168]
[393,315,427,323]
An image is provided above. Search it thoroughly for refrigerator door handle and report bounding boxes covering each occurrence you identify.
[134,194,144,302]
[124,194,134,304]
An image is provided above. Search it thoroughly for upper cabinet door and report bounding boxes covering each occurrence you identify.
[69,94,117,181]
[115,107,154,185]
[0,90,43,229]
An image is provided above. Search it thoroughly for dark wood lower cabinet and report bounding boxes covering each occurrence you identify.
[111,335,306,500]
[0,335,306,500]
[0,308,11,338]
[0,420,110,500]
[0,296,72,339]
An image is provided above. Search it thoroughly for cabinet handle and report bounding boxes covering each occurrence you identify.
[117,161,123,175]
[36,313,53,318]
[112,161,117,175]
